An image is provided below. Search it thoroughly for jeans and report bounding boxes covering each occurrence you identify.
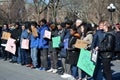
[71,65,78,78]
[17,47,21,64]
[21,49,29,64]
[12,55,17,62]
[31,48,38,67]
[92,57,104,80]
[61,58,71,74]
[40,48,48,68]
[49,50,58,69]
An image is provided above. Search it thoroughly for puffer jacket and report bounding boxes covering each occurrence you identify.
[38,25,49,48]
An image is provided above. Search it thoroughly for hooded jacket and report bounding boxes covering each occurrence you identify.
[30,28,39,48]
[38,25,49,48]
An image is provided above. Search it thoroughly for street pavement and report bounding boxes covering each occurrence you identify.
[0,59,120,80]
[0,59,67,80]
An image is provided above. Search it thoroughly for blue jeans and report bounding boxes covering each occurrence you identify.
[31,48,38,67]
[17,47,21,64]
[91,58,105,80]
[21,49,29,64]
[71,65,78,78]
[12,55,17,62]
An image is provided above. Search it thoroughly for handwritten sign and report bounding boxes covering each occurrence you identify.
[5,38,16,55]
[77,48,95,76]
[52,36,60,48]
[74,39,88,49]
[1,31,11,40]
[21,39,29,49]
[43,30,51,39]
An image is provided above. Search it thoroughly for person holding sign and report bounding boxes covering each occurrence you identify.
[65,26,80,79]
[91,21,108,80]
[20,24,29,66]
[77,23,94,80]
[1,24,11,61]
[38,19,49,70]
[59,20,72,78]
[30,22,39,69]
[47,23,59,73]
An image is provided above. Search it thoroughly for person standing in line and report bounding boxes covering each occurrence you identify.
[30,22,39,69]
[90,21,106,80]
[20,24,29,66]
[59,20,72,78]
[98,21,115,80]
[65,26,80,80]
[114,23,120,62]
[47,23,59,73]
[1,24,10,61]
[10,22,22,63]
[38,19,49,70]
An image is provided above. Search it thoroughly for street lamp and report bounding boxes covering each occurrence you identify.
[107,3,116,27]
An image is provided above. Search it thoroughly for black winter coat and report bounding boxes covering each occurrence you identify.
[10,27,22,47]
[48,29,58,52]
[66,35,80,65]
[99,32,115,59]
[114,31,120,52]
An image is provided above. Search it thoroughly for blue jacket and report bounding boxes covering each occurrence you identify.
[21,30,29,39]
[38,25,49,48]
[59,28,71,58]
[91,30,105,50]
[30,29,39,48]
[20,30,29,47]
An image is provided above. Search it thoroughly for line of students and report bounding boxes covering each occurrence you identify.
[0,19,120,80]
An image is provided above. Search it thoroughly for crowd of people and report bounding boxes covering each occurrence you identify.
[0,19,120,80]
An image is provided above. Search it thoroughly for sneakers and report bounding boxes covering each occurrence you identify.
[61,73,72,78]
[26,64,33,67]
[38,67,47,70]
[52,69,57,74]
[47,68,58,73]
[68,76,76,80]
[47,68,54,72]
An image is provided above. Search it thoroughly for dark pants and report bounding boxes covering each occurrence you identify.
[92,57,103,80]
[102,58,112,80]
[21,49,29,65]
[2,47,10,60]
[40,48,48,68]
[116,52,120,60]
[49,50,58,69]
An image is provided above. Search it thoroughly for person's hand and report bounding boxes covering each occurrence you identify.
[95,47,99,51]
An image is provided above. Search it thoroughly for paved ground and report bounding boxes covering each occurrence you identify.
[0,59,67,80]
[0,59,120,80]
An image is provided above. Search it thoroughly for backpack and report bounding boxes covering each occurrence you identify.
[114,31,120,52]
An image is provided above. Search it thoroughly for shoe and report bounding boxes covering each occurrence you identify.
[3,59,7,61]
[31,66,36,69]
[83,78,87,80]
[47,68,54,72]
[31,65,36,69]
[52,69,57,74]
[61,73,72,78]
[38,67,43,70]
[21,63,25,66]
[67,76,76,80]
[26,64,32,67]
